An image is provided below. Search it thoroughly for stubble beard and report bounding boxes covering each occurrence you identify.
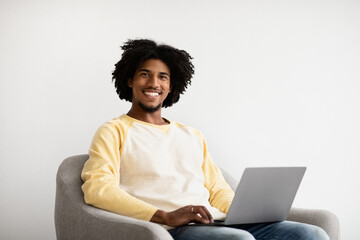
[138,102,162,113]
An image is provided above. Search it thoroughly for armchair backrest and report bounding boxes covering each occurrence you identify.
[55,154,89,239]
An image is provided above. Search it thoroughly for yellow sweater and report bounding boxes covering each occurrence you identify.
[81,114,234,226]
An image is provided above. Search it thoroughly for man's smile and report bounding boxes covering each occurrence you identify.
[143,89,162,99]
[143,91,160,97]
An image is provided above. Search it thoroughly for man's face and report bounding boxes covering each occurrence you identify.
[128,59,171,113]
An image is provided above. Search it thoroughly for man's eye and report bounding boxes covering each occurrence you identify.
[140,73,149,77]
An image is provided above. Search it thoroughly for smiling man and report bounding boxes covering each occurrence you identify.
[81,39,329,240]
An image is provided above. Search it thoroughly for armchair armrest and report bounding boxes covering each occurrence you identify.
[79,205,173,240]
[287,207,340,240]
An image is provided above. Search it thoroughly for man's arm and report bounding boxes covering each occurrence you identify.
[201,137,235,213]
[81,123,158,221]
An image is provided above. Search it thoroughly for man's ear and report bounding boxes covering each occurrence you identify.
[127,79,133,87]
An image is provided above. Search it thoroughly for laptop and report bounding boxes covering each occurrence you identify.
[190,167,306,226]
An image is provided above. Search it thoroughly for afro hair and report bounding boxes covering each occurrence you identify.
[112,39,194,108]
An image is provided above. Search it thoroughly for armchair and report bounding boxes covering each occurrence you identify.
[55,154,340,240]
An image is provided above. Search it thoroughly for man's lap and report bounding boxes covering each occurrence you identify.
[168,221,330,240]
[169,224,255,240]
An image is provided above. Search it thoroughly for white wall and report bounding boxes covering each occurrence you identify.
[1,0,359,239]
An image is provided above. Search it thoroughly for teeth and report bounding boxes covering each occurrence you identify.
[144,92,159,97]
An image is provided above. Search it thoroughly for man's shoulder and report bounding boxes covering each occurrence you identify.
[96,114,134,134]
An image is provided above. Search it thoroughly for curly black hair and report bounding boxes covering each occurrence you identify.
[112,39,194,108]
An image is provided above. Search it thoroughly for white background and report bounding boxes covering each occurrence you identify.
[1,0,359,239]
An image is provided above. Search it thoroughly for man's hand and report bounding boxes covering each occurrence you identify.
[150,205,214,227]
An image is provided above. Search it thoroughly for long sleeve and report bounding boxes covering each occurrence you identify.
[81,122,158,221]
[201,137,235,214]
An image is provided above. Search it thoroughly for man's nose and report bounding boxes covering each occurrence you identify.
[148,75,160,87]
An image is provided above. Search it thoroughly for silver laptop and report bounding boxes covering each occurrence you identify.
[191,167,306,226]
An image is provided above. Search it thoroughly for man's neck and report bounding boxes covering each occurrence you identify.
[127,107,168,125]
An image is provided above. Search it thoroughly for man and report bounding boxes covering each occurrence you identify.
[81,39,329,240]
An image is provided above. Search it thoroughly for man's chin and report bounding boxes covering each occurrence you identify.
[138,102,162,113]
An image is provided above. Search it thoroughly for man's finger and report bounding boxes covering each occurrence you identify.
[192,205,212,221]
[192,212,210,224]
[196,207,210,221]
[200,206,214,223]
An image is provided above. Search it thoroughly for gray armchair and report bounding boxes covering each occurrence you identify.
[55,154,340,240]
